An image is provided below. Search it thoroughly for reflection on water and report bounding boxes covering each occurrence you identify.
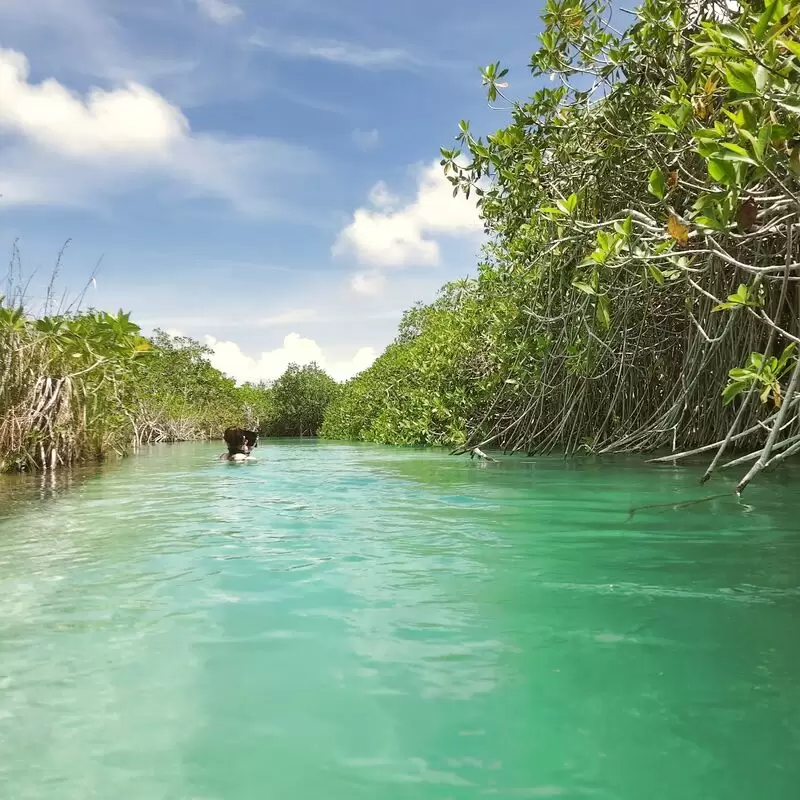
[0,463,104,513]
[0,440,798,800]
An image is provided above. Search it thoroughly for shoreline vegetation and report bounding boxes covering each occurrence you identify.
[323,0,800,494]
[0,269,338,473]
[2,0,799,495]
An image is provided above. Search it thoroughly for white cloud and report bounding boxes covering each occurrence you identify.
[335,346,377,380]
[368,181,398,209]
[0,49,187,158]
[332,160,483,281]
[350,271,386,296]
[249,30,421,70]
[0,47,320,212]
[204,333,377,383]
[193,0,244,25]
[351,128,379,150]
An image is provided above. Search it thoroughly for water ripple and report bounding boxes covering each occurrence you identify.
[0,441,798,800]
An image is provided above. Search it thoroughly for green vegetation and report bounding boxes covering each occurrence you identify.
[0,285,339,472]
[320,283,495,445]
[264,363,339,437]
[4,0,798,493]
[131,330,244,443]
[0,301,151,473]
[323,0,800,492]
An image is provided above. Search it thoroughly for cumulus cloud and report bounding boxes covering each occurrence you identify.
[332,160,483,289]
[193,0,244,25]
[204,333,377,383]
[250,30,421,71]
[0,47,319,212]
[0,49,187,158]
[351,128,379,150]
[367,180,397,209]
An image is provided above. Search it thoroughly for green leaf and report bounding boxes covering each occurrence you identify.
[693,193,715,213]
[777,343,797,369]
[722,381,749,405]
[730,284,750,303]
[725,63,757,94]
[778,37,800,58]
[612,215,633,238]
[591,248,608,264]
[696,215,727,231]
[556,200,571,215]
[753,0,778,40]
[596,295,611,329]
[556,194,579,216]
[713,284,752,311]
[572,280,597,295]
[694,128,724,141]
[715,148,757,165]
[690,44,728,59]
[674,102,694,129]
[647,264,665,285]
[707,158,737,185]
[654,239,674,255]
[728,368,754,380]
[770,124,791,141]
[697,140,720,159]
[721,142,753,158]
[653,112,678,131]
[739,129,761,160]
[622,215,633,237]
[648,168,666,199]
[723,108,745,127]
[718,24,750,49]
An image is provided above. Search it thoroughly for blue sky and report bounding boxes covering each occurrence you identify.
[0,0,546,382]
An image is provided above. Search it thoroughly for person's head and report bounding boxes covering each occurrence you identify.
[223,427,258,455]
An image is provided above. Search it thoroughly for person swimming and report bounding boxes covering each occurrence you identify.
[220,427,258,461]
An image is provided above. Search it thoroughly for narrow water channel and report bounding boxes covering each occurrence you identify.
[1,441,798,799]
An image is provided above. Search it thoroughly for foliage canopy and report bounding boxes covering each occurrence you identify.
[323,0,800,492]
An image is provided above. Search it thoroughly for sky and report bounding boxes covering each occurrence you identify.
[0,0,546,383]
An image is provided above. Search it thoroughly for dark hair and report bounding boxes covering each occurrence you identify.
[223,427,258,455]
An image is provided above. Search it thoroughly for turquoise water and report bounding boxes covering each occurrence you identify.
[0,440,798,799]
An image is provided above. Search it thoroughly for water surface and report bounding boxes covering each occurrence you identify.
[1,441,798,799]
